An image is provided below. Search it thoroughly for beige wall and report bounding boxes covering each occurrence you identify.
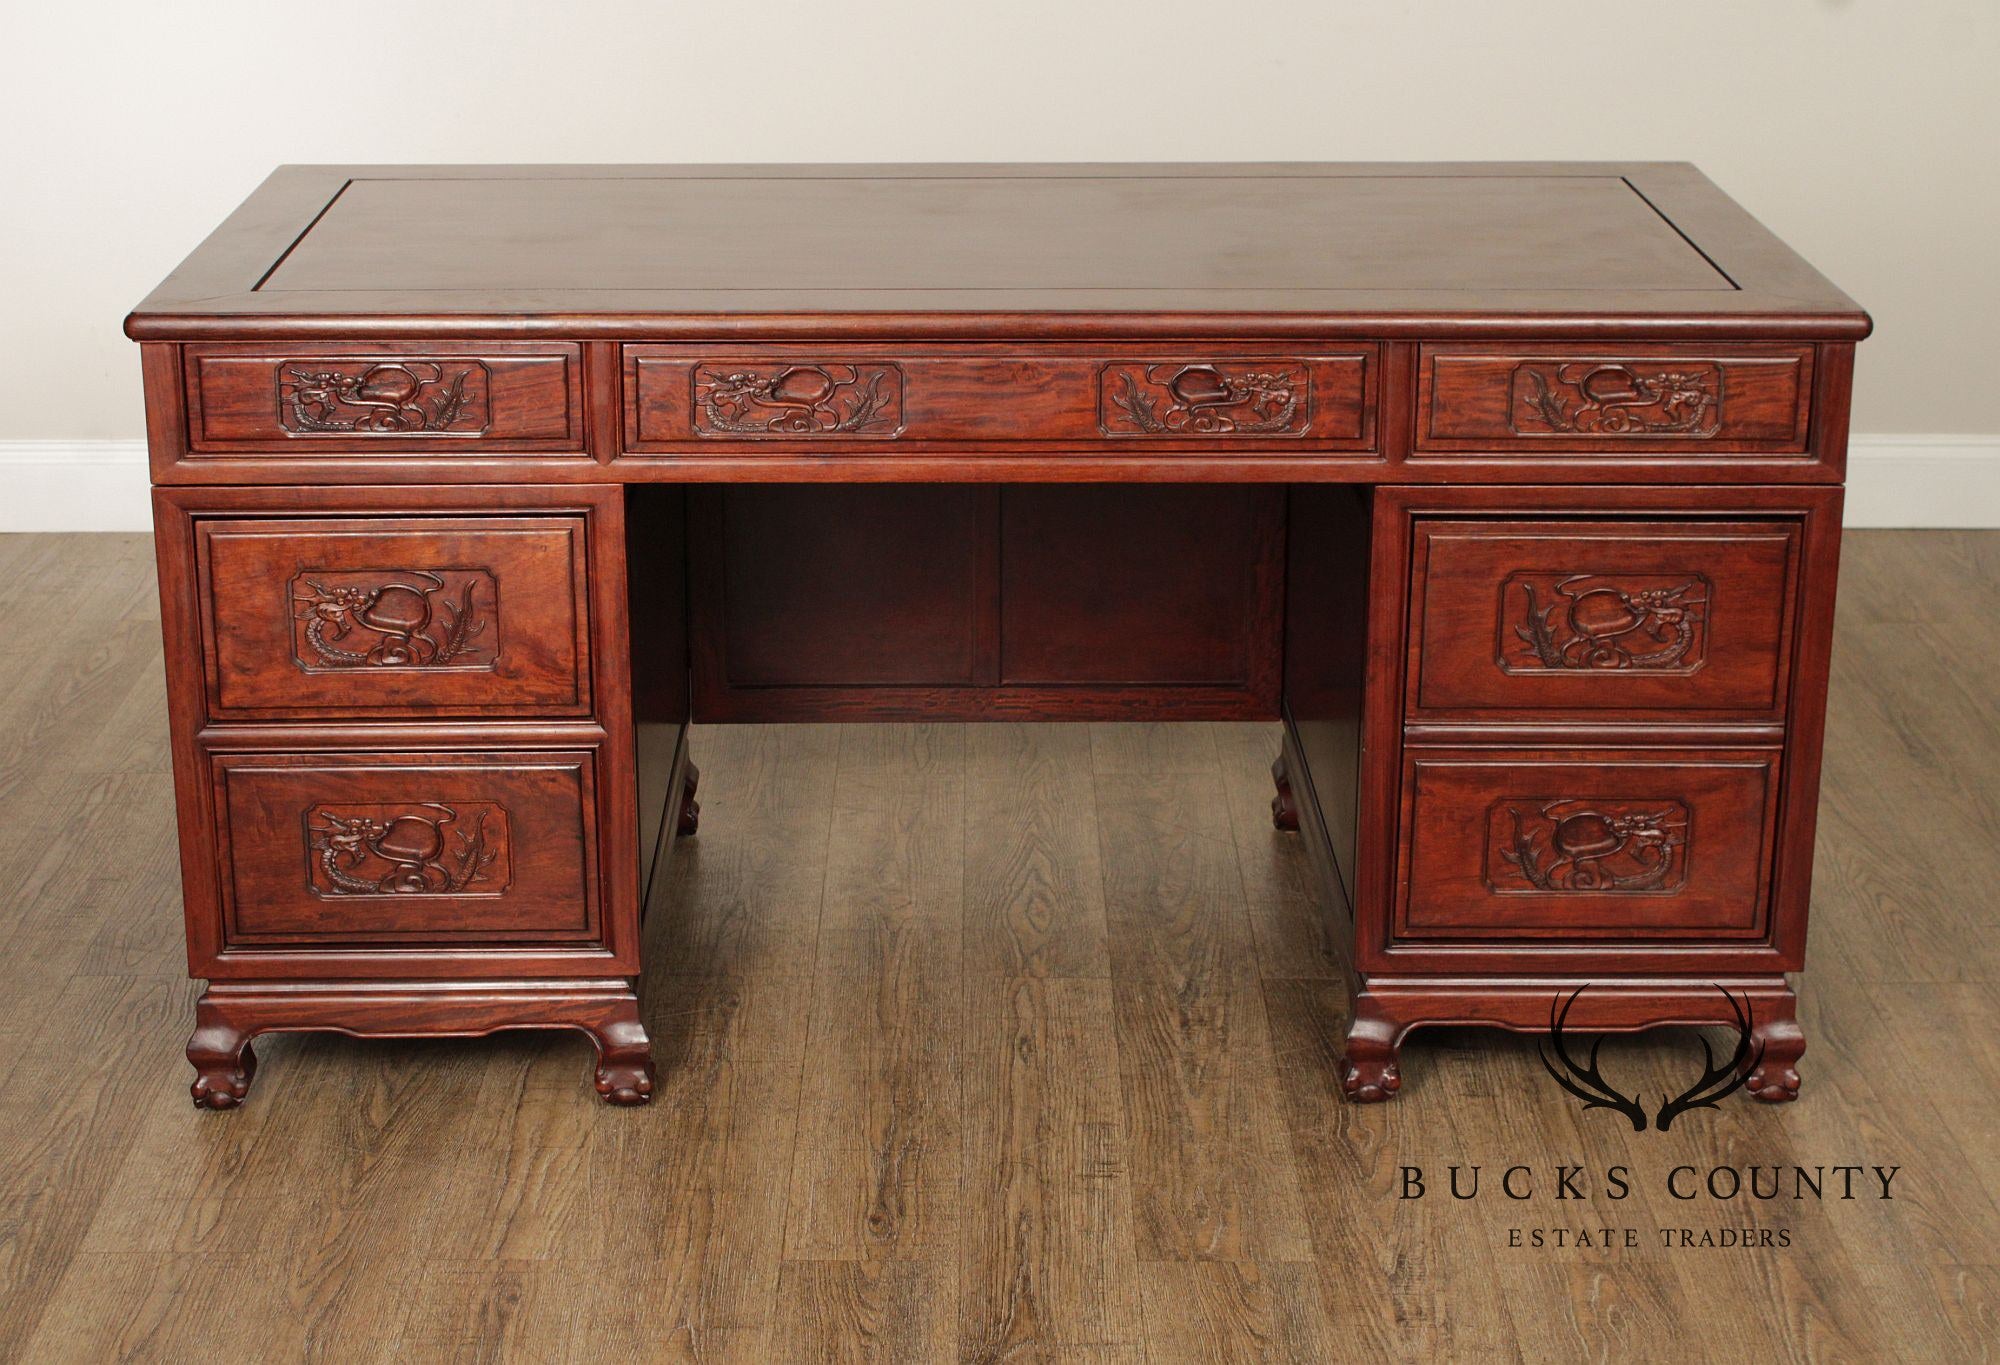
[4,0,1992,442]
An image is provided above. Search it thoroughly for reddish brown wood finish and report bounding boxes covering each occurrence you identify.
[130,164,1866,1107]
[1395,747,1782,938]
[186,342,586,453]
[688,484,1284,721]
[1336,975,1799,1103]
[152,482,647,1102]
[1406,517,1800,723]
[187,980,653,1109]
[626,346,1375,453]
[210,748,602,946]
[196,514,592,719]
[1416,344,1813,454]
[1281,485,1374,905]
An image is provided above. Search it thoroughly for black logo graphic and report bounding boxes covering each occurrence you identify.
[1539,985,1763,1132]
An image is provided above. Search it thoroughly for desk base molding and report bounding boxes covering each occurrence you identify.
[186,978,654,1109]
[1338,974,1802,1104]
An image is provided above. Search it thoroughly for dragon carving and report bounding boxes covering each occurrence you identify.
[293,571,487,669]
[281,361,483,434]
[1514,575,1706,671]
[1499,800,1687,894]
[308,804,499,896]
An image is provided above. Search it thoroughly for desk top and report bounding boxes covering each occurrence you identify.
[128,163,1866,341]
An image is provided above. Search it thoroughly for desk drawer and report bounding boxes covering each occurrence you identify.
[1416,344,1812,455]
[1395,748,1780,941]
[195,514,592,720]
[185,343,585,453]
[624,346,1375,451]
[1408,517,1800,723]
[212,749,602,949]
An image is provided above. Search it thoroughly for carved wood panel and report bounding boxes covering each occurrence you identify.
[197,516,591,719]
[183,344,584,452]
[1097,362,1311,437]
[307,800,512,897]
[692,363,905,437]
[1408,518,1799,720]
[1395,750,1778,939]
[1415,345,1812,453]
[1503,571,1709,674]
[280,360,491,435]
[1511,362,1720,438]
[292,568,497,672]
[1489,798,1689,894]
[623,347,1374,451]
[213,750,600,945]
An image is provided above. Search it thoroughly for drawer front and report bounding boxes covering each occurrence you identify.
[185,343,585,453]
[1416,345,1812,454]
[624,347,1375,452]
[212,750,601,948]
[1396,748,1780,940]
[196,515,592,720]
[1409,518,1800,722]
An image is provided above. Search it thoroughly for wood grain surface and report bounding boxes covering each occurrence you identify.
[1,530,1992,1361]
[126,164,1868,337]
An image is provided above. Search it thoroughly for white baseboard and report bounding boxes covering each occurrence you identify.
[1,436,1996,533]
[1841,437,2000,528]
[0,441,154,532]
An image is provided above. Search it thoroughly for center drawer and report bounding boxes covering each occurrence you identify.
[623,345,1377,452]
[194,513,593,720]
[1406,516,1802,724]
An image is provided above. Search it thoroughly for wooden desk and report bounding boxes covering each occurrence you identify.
[128,164,1867,1109]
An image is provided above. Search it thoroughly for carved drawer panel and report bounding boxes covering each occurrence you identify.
[195,515,591,719]
[1395,748,1781,940]
[1408,517,1801,723]
[211,749,601,947]
[623,347,1375,452]
[1415,345,1813,454]
[184,342,585,453]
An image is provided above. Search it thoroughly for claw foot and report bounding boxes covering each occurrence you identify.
[595,1054,656,1106]
[592,1007,656,1106]
[188,1007,257,1111]
[1744,1019,1805,1102]
[677,761,701,838]
[1271,754,1300,832]
[1341,1000,1403,1102]
[1342,1053,1400,1102]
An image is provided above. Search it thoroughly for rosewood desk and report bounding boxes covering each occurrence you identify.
[126,164,1868,1109]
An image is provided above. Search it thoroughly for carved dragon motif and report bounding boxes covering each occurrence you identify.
[292,571,488,669]
[308,804,500,896]
[281,361,485,434]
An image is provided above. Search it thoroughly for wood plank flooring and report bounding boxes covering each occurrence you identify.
[0,531,1996,1362]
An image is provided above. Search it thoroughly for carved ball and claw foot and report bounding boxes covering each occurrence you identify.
[1340,1003,1404,1102]
[1270,754,1300,832]
[676,761,702,838]
[187,1006,258,1110]
[1744,1019,1805,1102]
[592,1018,657,1106]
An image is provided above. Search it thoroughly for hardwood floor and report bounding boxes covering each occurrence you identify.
[1,531,1996,1362]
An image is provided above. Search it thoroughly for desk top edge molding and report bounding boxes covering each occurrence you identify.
[126,161,1871,341]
